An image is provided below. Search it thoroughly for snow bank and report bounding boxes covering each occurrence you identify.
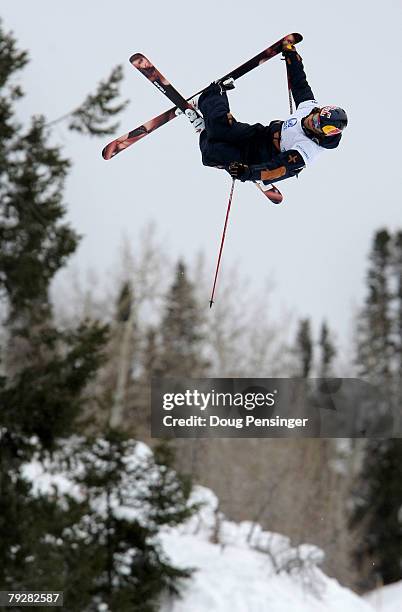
[364,580,402,611]
[21,442,382,611]
[160,486,373,612]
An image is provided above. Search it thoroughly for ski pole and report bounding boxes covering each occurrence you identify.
[285,60,294,114]
[209,178,236,308]
[286,72,293,114]
[282,41,294,114]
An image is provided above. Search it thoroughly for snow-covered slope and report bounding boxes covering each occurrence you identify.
[160,487,373,612]
[364,581,402,612]
[22,441,399,611]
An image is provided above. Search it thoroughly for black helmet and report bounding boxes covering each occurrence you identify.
[313,106,348,136]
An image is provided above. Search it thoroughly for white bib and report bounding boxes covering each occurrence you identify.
[280,100,323,166]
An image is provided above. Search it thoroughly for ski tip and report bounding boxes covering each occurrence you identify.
[285,33,303,44]
[254,182,284,204]
[129,52,143,64]
[267,189,284,205]
[102,144,116,161]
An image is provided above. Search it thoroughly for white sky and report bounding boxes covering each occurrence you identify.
[2,0,401,353]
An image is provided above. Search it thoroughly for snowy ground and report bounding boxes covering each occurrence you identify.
[22,443,401,612]
[161,532,373,612]
[364,581,402,612]
[160,487,374,612]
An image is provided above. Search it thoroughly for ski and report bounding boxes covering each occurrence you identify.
[102,33,302,160]
[255,181,283,204]
[130,53,204,129]
[129,54,284,204]
[102,107,178,160]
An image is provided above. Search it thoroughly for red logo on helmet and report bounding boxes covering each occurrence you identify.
[320,105,338,118]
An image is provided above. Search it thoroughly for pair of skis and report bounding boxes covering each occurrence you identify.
[102,33,302,204]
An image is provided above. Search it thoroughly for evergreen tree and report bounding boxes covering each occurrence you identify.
[393,231,402,394]
[351,438,402,589]
[351,229,402,589]
[159,260,209,377]
[62,65,128,136]
[116,281,133,323]
[295,318,313,378]
[0,17,119,593]
[318,321,336,378]
[0,19,111,452]
[356,229,393,382]
[34,434,195,611]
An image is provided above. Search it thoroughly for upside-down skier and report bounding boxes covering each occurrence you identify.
[193,36,348,185]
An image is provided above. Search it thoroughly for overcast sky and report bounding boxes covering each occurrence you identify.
[2,0,401,354]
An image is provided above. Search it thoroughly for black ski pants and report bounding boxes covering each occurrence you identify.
[198,83,258,169]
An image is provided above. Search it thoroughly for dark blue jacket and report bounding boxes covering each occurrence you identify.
[198,50,341,183]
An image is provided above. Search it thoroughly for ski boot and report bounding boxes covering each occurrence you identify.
[184,108,205,133]
[216,77,235,94]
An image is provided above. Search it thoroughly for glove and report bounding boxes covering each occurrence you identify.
[282,35,296,53]
[228,162,251,181]
[282,36,301,61]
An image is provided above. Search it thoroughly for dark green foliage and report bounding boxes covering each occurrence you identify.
[0,22,111,603]
[38,435,195,611]
[351,439,402,589]
[0,466,34,588]
[160,260,209,377]
[1,322,108,451]
[67,65,129,136]
[0,24,76,328]
[115,281,133,323]
[352,229,402,589]
[0,22,28,87]
[394,231,402,382]
[0,22,79,328]
[149,441,194,527]
[295,318,312,378]
[0,19,109,452]
[0,473,87,594]
[0,115,77,323]
[0,20,28,169]
[318,321,336,378]
[356,229,393,381]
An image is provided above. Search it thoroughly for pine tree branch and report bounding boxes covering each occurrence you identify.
[46,65,129,136]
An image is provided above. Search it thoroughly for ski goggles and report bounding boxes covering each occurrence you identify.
[312,113,342,136]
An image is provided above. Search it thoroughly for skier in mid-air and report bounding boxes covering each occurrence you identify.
[194,37,348,185]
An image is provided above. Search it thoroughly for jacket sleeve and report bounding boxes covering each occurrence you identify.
[283,50,316,108]
[237,150,306,183]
